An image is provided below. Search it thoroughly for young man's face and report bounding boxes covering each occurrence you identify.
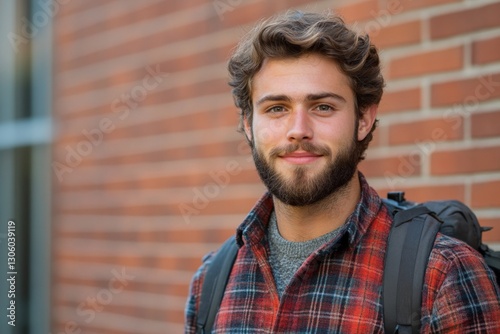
[245,53,375,206]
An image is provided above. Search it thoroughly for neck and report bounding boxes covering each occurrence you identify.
[273,172,361,242]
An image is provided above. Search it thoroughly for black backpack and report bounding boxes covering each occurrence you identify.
[195,192,500,334]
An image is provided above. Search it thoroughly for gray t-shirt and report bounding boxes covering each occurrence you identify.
[267,210,342,297]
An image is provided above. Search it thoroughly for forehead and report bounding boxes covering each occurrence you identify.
[251,53,353,103]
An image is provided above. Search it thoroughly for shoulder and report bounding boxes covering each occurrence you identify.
[429,233,491,275]
[426,233,497,291]
[421,233,500,332]
[184,250,216,333]
[188,250,216,301]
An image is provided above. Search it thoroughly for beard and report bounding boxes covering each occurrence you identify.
[251,136,360,207]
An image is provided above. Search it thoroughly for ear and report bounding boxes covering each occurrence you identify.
[357,104,378,141]
[243,114,253,143]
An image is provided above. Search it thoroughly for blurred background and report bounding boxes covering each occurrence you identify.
[0,0,499,333]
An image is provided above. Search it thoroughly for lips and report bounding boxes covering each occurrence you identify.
[280,151,323,164]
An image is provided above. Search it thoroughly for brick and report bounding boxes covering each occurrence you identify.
[404,184,466,203]
[58,106,239,147]
[55,274,193,299]
[59,0,115,17]
[59,44,234,97]
[388,117,463,145]
[370,127,382,147]
[109,106,238,140]
[376,184,465,203]
[83,140,243,166]
[59,76,231,122]
[60,169,260,192]
[58,197,258,216]
[431,73,500,107]
[478,218,500,243]
[471,180,500,208]
[430,2,500,40]
[59,1,207,44]
[471,110,500,139]
[388,46,463,79]
[60,19,214,71]
[56,300,185,323]
[371,20,421,48]
[431,146,500,175]
[214,0,272,28]
[337,0,379,23]
[472,36,500,65]
[379,87,421,114]
[386,0,461,13]
[56,226,234,244]
[360,153,421,179]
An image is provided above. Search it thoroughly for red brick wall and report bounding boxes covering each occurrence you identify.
[50,0,500,333]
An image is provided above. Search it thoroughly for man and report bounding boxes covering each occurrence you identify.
[185,11,500,333]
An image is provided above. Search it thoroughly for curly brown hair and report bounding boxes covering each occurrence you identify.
[227,10,385,161]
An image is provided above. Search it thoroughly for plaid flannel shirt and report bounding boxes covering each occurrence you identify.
[185,174,500,333]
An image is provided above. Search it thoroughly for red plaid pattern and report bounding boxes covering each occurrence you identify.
[186,174,500,333]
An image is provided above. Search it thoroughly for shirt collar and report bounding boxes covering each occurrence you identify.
[342,172,383,247]
[235,172,383,250]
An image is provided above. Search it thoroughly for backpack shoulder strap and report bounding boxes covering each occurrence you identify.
[383,205,442,334]
[196,236,239,334]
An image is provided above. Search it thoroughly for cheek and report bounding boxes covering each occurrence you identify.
[253,118,286,147]
[318,120,351,140]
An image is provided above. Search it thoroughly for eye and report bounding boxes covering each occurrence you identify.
[266,105,286,113]
[314,104,335,113]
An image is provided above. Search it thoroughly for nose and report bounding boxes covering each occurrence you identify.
[286,110,313,142]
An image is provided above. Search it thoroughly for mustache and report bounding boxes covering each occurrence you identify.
[268,142,331,158]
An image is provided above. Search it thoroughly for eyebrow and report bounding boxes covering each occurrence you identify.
[306,92,347,103]
[255,94,291,107]
[255,92,346,107]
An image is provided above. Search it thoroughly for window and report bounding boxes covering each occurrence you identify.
[0,1,52,333]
